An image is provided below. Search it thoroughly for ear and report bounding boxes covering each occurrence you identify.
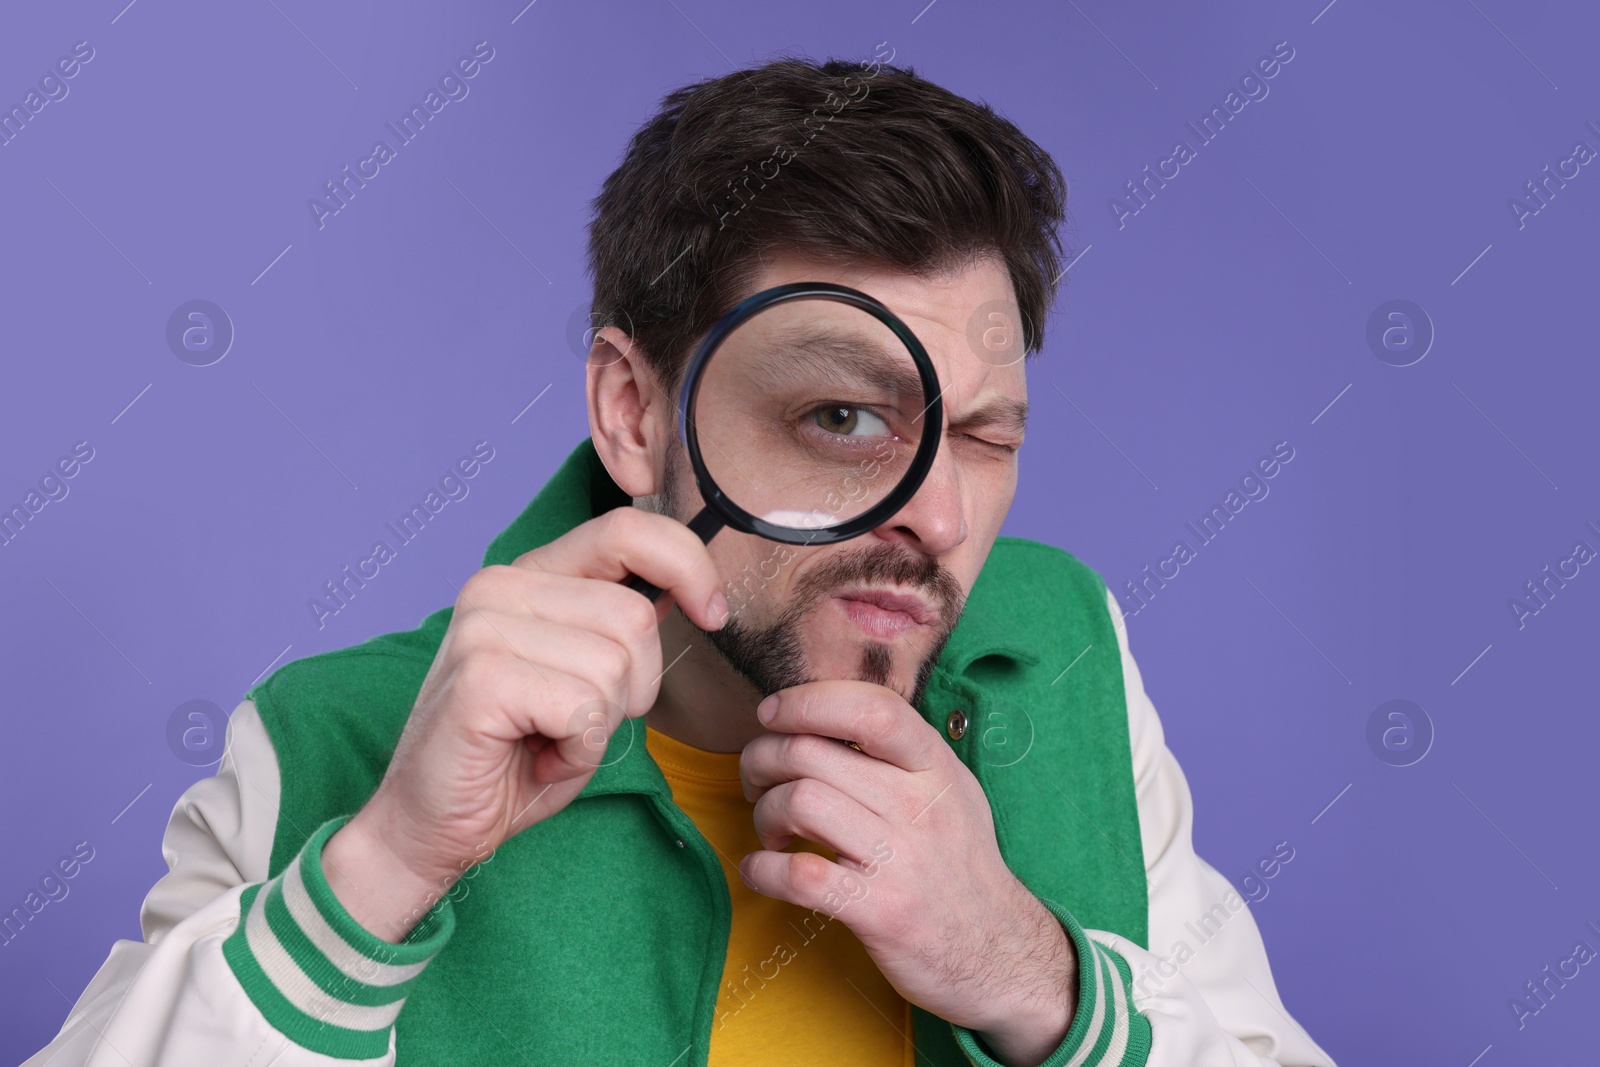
[586,324,672,498]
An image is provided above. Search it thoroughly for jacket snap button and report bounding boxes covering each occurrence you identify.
[946,709,968,740]
[675,838,685,847]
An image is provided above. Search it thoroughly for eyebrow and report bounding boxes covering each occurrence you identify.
[952,394,1028,438]
[761,325,930,410]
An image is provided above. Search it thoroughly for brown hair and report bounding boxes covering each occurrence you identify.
[585,51,1069,400]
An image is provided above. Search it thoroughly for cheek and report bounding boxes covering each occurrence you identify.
[712,540,800,619]
[962,457,1017,544]
[937,471,1013,603]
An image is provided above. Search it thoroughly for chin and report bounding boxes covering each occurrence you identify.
[806,644,911,680]
[799,611,926,693]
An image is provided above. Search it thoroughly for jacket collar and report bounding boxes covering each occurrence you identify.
[480,437,1038,797]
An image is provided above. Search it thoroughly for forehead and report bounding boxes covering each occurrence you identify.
[740,250,1028,417]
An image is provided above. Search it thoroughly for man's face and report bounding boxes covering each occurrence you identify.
[656,250,1028,711]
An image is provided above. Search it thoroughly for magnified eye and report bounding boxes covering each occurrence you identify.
[812,405,889,437]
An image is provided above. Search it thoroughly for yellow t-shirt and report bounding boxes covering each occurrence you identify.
[645,724,916,1067]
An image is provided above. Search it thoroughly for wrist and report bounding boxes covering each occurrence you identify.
[974,886,1079,1065]
[322,808,461,943]
[977,994,1075,1067]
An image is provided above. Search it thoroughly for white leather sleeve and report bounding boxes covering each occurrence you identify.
[20,699,442,1067]
[1085,588,1338,1066]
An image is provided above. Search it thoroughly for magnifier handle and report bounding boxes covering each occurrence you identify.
[620,505,728,605]
[623,572,666,603]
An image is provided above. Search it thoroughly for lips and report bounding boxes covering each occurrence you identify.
[834,587,939,627]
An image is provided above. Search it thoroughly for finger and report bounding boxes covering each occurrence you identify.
[526,575,712,718]
[511,507,728,631]
[441,604,646,723]
[738,848,880,922]
[749,778,893,864]
[758,680,938,772]
[519,664,631,784]
[531,690,632,784]
[451,569,667,717]
[449,654,625,782]
[740,732,898,819]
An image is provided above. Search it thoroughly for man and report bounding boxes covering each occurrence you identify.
[29,56,1337,1066]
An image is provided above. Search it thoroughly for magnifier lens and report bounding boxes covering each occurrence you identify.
[689,295,930,533]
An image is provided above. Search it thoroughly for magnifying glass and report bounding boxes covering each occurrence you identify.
[620,282,944,751]
[622,280,944,601]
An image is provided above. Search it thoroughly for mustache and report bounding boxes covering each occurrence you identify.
[787,540,964,626]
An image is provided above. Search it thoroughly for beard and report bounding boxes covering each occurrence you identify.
[657,440,966,711]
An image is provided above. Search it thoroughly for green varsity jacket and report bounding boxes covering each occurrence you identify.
[228,435,1153,1065]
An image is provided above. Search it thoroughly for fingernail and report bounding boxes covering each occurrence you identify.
[708,590,729,627]
[757,694,778,723]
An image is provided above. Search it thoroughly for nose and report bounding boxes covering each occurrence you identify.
[871,430,968,556]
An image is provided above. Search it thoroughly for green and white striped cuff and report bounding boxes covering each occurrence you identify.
[222,814,456,1059]
[952,897,1152,1067]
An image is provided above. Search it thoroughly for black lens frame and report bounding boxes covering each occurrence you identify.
[677,281,944,547]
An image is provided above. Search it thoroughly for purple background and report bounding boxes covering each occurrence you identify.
[2,0,1596,1062]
